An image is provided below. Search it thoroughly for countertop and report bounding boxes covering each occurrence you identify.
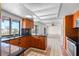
[0,35,46,56]
[0,35,46,41]
[0,42,26,56]
[0,36,23,41]
[67,36,79,45]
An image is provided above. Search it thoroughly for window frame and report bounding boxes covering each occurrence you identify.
[1,18,10,36]
[11,19,20,36]
[1,17,20,37]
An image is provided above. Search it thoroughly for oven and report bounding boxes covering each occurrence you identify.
[67,37,76,56]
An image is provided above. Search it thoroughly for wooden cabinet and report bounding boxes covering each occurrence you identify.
[23,36,47,50]
[38,37,47,50]
[22,18,34,29]
[39,38,45,49]
[7,36,47,50]
[65,15,78,37]
[31,36,47,50]
[65,11,79,28]
[9,38,19,45]
[64,11,79,55]
[65,15,78,49]
[34,39,40,48]
[19,36,30,48]
[30,37,36,47]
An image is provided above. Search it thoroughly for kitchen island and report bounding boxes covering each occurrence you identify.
[0,35,47,56]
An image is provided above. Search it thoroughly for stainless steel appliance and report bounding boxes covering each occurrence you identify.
[67,37,76,56]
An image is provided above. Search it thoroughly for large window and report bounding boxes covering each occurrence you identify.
[1,19,10,35]
[11,20,20,36]
[1,18,20,36]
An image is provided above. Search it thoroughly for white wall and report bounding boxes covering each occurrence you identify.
[47,20,62,35]
[48,26,58,35]
[47,18,64,49]
[1,10,22,20]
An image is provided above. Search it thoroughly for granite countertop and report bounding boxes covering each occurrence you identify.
[0,35,26,56]
[0,35,46,41]
[0,42,26,56]
[0,35,23,41]
[67,36,79,45]
[68,36,79,42]
[0,35,46,56]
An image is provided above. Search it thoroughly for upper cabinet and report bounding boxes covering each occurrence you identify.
[65,14,79,37]
[65,11,79,28]
[73,11,79,28]
[22,18,34,29]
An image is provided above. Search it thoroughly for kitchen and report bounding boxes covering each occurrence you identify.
[0,3,79,56]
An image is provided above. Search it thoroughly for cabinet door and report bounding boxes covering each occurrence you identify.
[19,37,29,48]
[22,18,34,28]
[26,36,31,47]
[34,39,40,48]
[38,39,46,50]
[30,36,47,50]
[29,37,35,47]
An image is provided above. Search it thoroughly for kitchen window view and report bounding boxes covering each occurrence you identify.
[1,18,20,36]
[1,19,10,35]
[11,20,20,36]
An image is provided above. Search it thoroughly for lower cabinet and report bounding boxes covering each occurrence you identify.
[38,38,46,50]
[9,36,47,50]
[9,38,19,45]
[30,36,47,50]
[19,36,30,48]
[30,37,36,47]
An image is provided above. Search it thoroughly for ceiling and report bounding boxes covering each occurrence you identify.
[1,3,79,24]
[23,3,61,24]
